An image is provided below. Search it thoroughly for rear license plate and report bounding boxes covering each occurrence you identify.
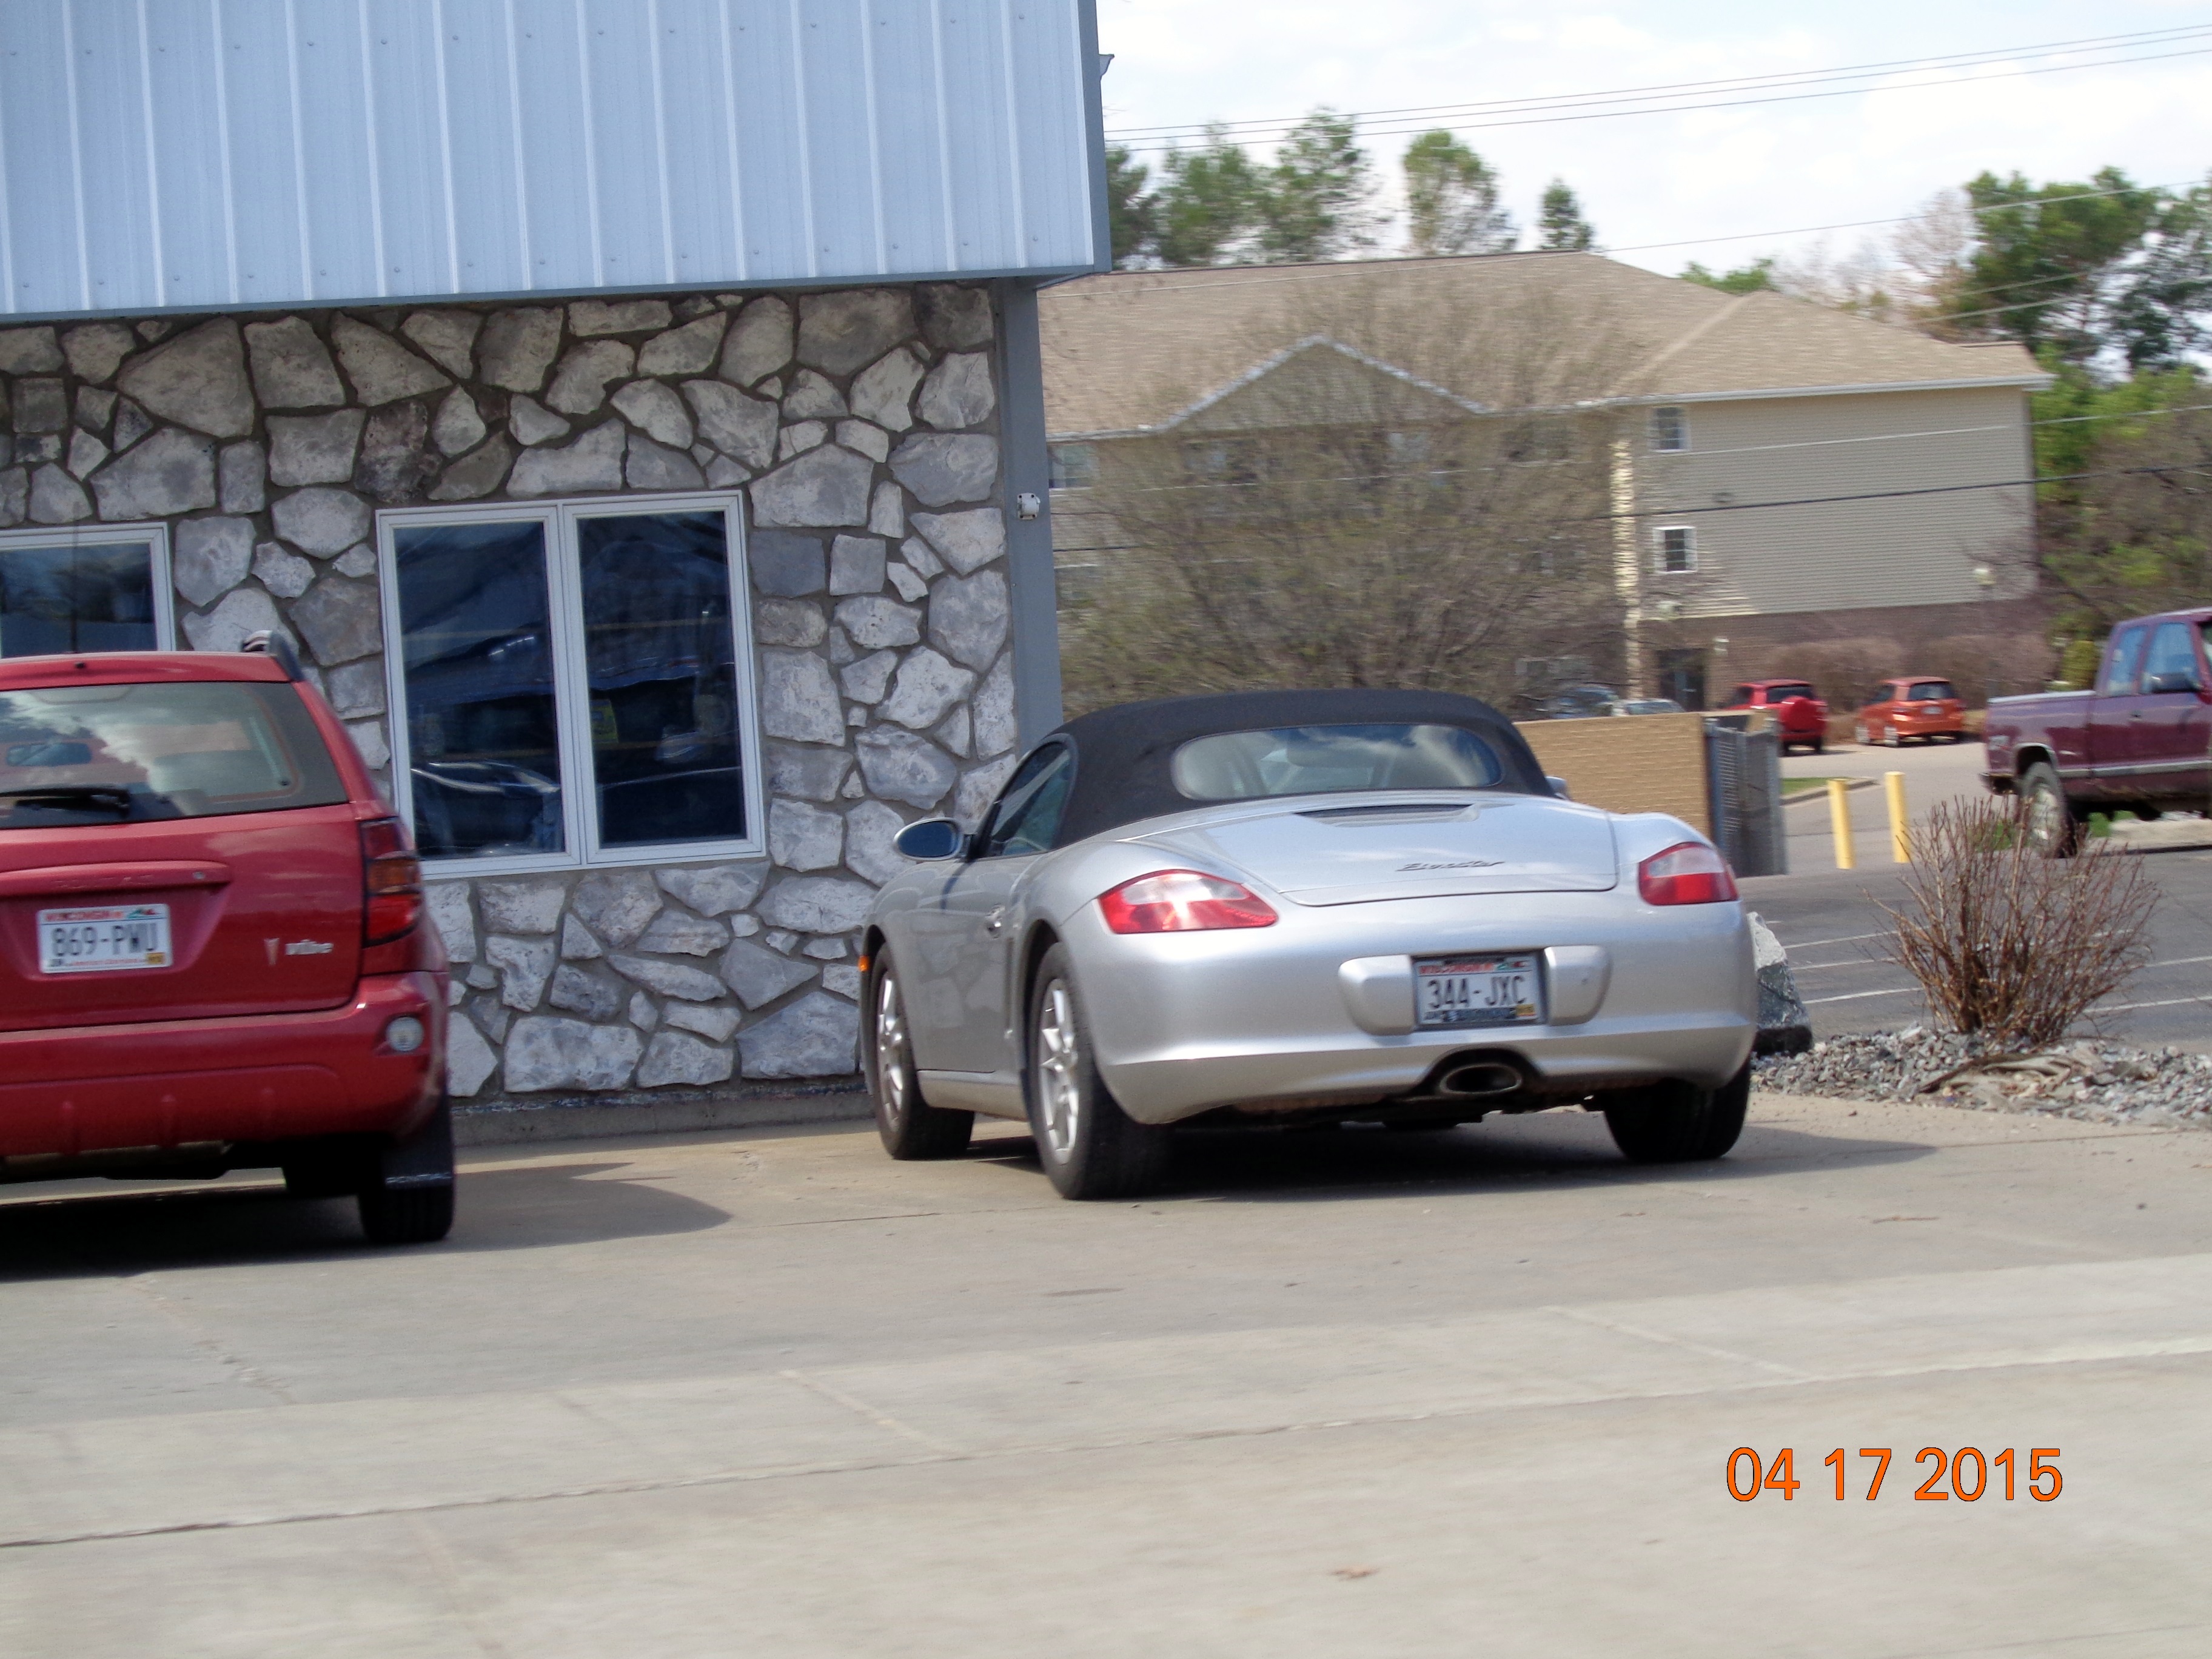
[38,904,173,974]
[1415,953,1542,1028]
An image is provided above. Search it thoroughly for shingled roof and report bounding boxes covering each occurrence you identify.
[1041,252,2046,440]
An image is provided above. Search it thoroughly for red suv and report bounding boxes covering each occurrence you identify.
[1722,680,1829,755]
[0,642,452,1244]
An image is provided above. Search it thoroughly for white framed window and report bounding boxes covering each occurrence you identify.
[377,493,766,877]
[0,524,173,657]
[1654,526,1698,574]
[1048,443,1097,490]
[1649,406,1688,452]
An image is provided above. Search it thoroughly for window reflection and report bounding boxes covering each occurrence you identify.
[393,521,565,857]
[0,542,158,657]
[575,511,746,848]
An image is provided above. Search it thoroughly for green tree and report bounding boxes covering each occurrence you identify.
[1105,145,1158,268]
[1256,110,1380,264]
[1948,168,2161,361]
[1537,180,1595,251]
[1155,126,1262,267]
[1681,258,1778,295]
[1401,131,1514,256]
[2108,178,2212,370]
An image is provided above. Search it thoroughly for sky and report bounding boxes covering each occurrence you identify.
[1092,0,2212,275]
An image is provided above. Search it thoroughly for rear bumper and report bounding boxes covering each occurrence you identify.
[0,972,446,1158]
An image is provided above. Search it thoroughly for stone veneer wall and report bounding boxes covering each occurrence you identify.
[0,284,1022,1101]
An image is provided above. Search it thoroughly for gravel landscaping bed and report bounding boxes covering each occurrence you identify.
[1755,1027,2212,1128]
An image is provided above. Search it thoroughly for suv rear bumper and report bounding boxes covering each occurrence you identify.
[0,971,445,1159]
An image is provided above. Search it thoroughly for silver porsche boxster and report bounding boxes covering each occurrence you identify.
[860,689,1757,1199]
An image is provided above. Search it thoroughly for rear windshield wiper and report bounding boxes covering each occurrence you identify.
[0,785,139,816]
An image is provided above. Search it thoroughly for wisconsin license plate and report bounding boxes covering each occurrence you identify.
[38,904,172,974]
[1415,953,1542,1028]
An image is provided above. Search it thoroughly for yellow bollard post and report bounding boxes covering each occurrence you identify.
[1885,769,1909,862]
[1826,777,1855,870]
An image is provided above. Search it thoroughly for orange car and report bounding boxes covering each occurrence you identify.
[1857,677,1967,746]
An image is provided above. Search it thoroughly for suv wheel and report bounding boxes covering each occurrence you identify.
[357,1095,455,1245]
[1603,1062,1751,1163]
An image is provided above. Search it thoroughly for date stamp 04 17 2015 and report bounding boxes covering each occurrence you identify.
[1727,1448,2063,1503]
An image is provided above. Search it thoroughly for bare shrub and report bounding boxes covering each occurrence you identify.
[1882,797,2156,1052]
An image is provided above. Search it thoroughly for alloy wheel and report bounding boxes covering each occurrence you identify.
[874,972,910,1129]
[1034,979,1084,1161]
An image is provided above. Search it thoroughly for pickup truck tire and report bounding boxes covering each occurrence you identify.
[2019,761,2079,858]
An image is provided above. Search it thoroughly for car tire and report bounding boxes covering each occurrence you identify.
[1603,1062,1751,1164]
[1810,735,1826,755]
[866,950,973,1159]
[1027,943,1171,1200]
[2019,761,2079,859]
[356,1096,455,1245]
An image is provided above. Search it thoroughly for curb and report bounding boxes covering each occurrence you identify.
[457,1083,870,1147]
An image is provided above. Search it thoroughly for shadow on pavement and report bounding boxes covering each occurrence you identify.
[0,1159,729,1280]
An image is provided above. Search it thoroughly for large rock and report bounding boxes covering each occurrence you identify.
[797,290,914,377]
[485,933,557,1011]
[508,395,571,446]
[431,389,486,457]
[919,284,994,350]
[67,431,110,482]
[571,298,671,337]
[765,741,852,802]
[749,530,825,597]
[928,568,1009,671]
[636,1030,735,1088]
[219,441,266,512]
[828,534,886,595]
[0,325,64,373]
[478,877,568,934]
[739,990,859,1078]
[508,421,626,497]
[93,428,216,520]
[844,799,911,885]
[430,436,515,501]
[636,910,732,956]
[918,352,996,429]
[244,317,346,408]
[612,380,693,449]
[870,479,906,538]
[401,310,481,378]
[172,517,255,608]
[769,798,845,871]
[423,882,477,962]
[749,444,873,528]
[850,346,923,432]
[880,646,975,731]
[446,1013,499,1097]
[269,410,366,486]
[624,434,705,491]
[754,598,826,648]
[912,509,1004,575]
[639,313,728,376]
[118,320,255,437]
[839,648,898,704]
[663,1002,741,1043]
[681,380,776,468]
[608,953,727,1002]
[548,963,623,1021]
[955,754,1020,825]
[571,868,662,947]
[13,378,66,432]
[720,296,793,385]
[855,728,957,809]
[759,649,846,743]
[833,595,922,651]
[560,916,602,960]
[0,467,26,527]
[478,307,563,392]
[61,323,134,384]
[720,937,816,1008]
[181,586,282,653]
[355,403,435,501]
[972,653,1017,757]
[546,340,634,415]
[290,575,383,665]
[272,486,373,555]
[111,399,154,452]
[781,369,847,420]
[332,317,449,404]
[504,1017,643,1091]
[890,434,997,506]
[29,466,90,524]
[655,862,766,917]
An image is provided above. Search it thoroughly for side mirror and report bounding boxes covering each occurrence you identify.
[1546,775,1572,800]
[893,817,969,860]
[2145,670,2200,694]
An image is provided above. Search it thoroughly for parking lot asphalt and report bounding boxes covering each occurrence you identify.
[4,1099,2210,1657]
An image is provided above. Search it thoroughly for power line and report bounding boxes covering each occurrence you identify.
[1105,23,2212,143]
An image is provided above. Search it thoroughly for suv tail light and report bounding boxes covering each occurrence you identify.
[1638,841,1738,905]
[361,817,423,945]
[1098,870,1278,934]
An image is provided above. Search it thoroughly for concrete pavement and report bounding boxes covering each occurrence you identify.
[4,1102,2209,1657]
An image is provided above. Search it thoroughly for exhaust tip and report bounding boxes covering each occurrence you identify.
[1438,1061,1526,1098]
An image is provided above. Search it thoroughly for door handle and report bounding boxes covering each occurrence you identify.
[985,907,1008,936]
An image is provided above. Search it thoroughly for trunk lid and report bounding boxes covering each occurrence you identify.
[1134,793,1620,907]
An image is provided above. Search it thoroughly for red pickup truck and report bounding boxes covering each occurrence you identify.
[1983,607,2212,854]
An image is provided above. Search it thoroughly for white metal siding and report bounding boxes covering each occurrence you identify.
[0,0,1101,319]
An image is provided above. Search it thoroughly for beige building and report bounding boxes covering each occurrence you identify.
[1041,253,2049,708]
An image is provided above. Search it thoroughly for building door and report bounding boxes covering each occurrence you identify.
[1657,649,1707,711]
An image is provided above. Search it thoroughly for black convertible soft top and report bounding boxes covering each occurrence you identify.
[1044,688,1549,847]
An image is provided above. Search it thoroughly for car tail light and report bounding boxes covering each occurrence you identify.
[1638,841,1739,905]
[361,816,423,945]
[1098,870,1278,934]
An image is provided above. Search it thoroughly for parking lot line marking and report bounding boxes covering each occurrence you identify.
[1776,931,1888,950]
[1805,986,1922,1004]
[2093,994,2212,1013]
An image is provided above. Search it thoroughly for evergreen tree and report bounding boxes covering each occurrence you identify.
[1256,110,1380,264]
[1105,145,1159,268]
[1681,258,1778,295]
[1949,168,2161,361]
[1155,126,1262,267]
[1401,132,1515,256]
[1537,180,1596,252]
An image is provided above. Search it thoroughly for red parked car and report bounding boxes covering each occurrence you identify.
[1721,680,1829,755]
[1856,677,1968,746]
[0,640,452,1244]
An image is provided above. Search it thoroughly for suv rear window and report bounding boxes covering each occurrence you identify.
[0,680,346,830]
[1171,723,1504,800]
[1765,683,1815,701]
[1908,680,1958,701]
